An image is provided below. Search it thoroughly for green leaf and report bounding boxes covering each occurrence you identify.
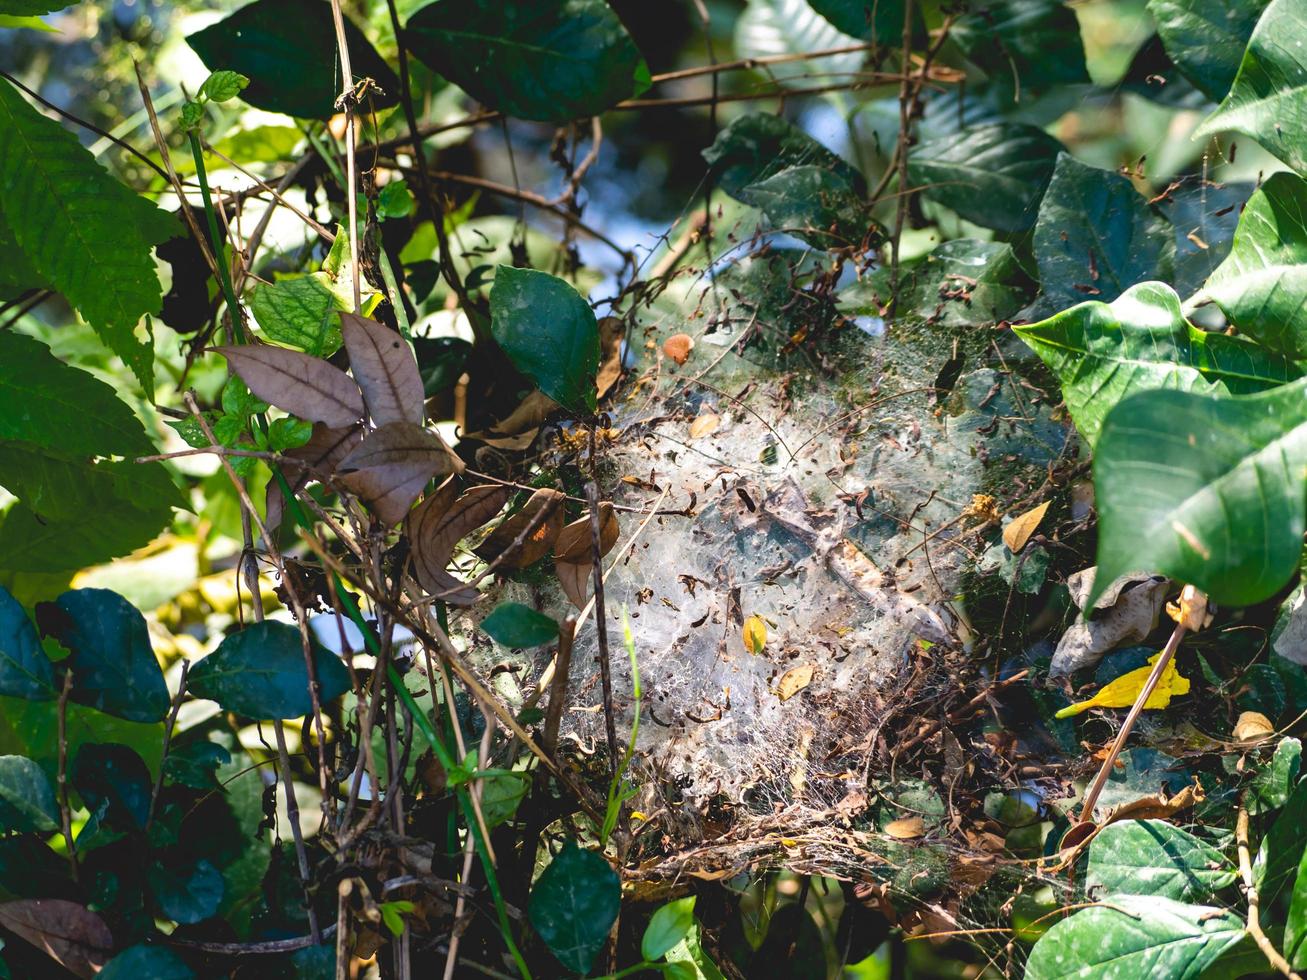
[187,0,399,120]
[1255,779,1307,910]
[481,603,558,648]
[1158,179,1249,297]
[907,124,1064,233]
[405,0,650,123]
[1091,378,1307,608]
[738,165,879,249]
[99,945,194,980]
[0,1,66,14]
[163,739,230,791]
[643,897,697,962]
[529,840,620,974]
[221,376,269,419]
[807,0,903,45]
[1193,0,1307,175]
[1033,154,1173,307]
[664,920,726,980]
[188,621,352,720]
[378,899,414,938]
[1248,737,1302,815]
[0,13,57,29]
[1147,0,1269,101]
[1288,834,1307,968]
[200,69,249,103]
[0,492,177,574]
[248,273,351,356]
[0,333,153,457]
[1204,172,1307,358]
[147,859,224,924]
[0,441,184,524]
[267,417,313,452]
[377,181,414,221]
[38,589,169,723]
[950,0,1090,96]
[0,585,53,700]
[489,266,600,414]
[479,770,529,830]
[1085,819,1236,903]
[1025,894,1248,979]
[703,112,865,198]
[734,0,865,88]
[0,755,58,833]
[0,79,171,397]
[1014,281,1299,447]
[72,742,151,831]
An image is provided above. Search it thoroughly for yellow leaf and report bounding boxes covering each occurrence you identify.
[1054,652,1191,718]
[884,816,925,839]
[689,412,720,439]
[776,664,814,701]
[1002,500,1050,553]
[743,615,767,655]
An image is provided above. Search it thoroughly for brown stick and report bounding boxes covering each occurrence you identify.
[542,617,578,756]
[1237,804,1303,979]
[147,661,190,827]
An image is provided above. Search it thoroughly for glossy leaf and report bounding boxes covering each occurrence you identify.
[38,589,169,723]
[1086,819,1236,902]
[950,0,1090,95]
[336,421,461,526]
[148,859,224,924]
[99,946,194,980]
[529,840,620,974]
[248,274,349,356]
[807,0,903,44]
[907,124,1063,233]
[738,165,879,248]
[1248,737,1302,815]
[735,0,864,86]
[1091,378,1307,608]
[340,312,425,427]
[1014,281,1298,447]
[481,603,557,648]
[0,899,113,979]
[1034,154,1173,307]
[1147,0,1269,101]
[187,0,398,119]
[1255,779,1307,910]
[0,585,53,700]
[162,739,231,791]
[1204,172,1307,358]
[405,0,649,123]
[0,755,58,833]
[188,620,352,720]
[71,742,151,831]
[643,897,696,961]
[489,266,600,414]
[703,112,864,198]
[1193,0,1307,175]
[1288,832,1307,968]
[217,344,364,428]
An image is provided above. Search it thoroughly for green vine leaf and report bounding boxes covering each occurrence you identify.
[1086,819,1237,903]
[481,603,558,648]
[528,840,620,974]
[738,164,880,248]
[950,0,1090,96]
[0,584,54,700]
[0,755,58,833]
[1147,0,1269,101]
[248,274,350,357]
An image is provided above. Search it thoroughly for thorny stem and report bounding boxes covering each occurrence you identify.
[56,670,78,883]
[1237,804,1302,979]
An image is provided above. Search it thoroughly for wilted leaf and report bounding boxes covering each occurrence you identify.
[663,333,694,366]
[883,816,925,840]
[743,615,767,655]
[0,899,113,979]
[554,503,619,564]
[407,483,511,604]
[337,422,462,526]
[595,316,626,399]
[1051,569,1171,676]
[217,344,364,428]
[1002,501,1050,553]
[1234,710,1275,742]
[689,413,720,439]
[475,488,566,569]
[340,312,425,427]
[775,664,814,702]
[556,560,593,610]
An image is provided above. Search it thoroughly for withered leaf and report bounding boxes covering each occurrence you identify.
[475,488,565,570]
[595,315,625,399]
[1002,500,1050,553]
[464,390,557,450]
[287,421,365,478]
[1233,710,1275,742]
[340,312,425,427]
[775,663,814,702]
[217,344,364,427]
[689,412,720,439]
[556,558,592,609]
[407,483,511,603]
[883,816,925,840]
[337,421,462,525]
[0,899,113,979]
[554,502,619,564]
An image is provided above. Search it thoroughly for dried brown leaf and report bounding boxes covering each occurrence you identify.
[553,502,619,564]
[340,312,425,427]
[1233,710,1275,742]
[407,484,512,603]
[1002,500,1050,553]
[775,664,814,702]
[556,558,592,609]
[689,412,720,439]
[216,344,364,427]
[596,316,625,399]
[1104,779,1204,823]
[0,899,113,979]
[464,390,558,450]
[475,488,565,570]
[337,421,462,525]
[287,422,365,478]
[883,816,925,840]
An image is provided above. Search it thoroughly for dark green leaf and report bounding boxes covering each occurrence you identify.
[71,742,151,831]
[188,621,351,720]
[951,0,1090,96]
[1204,172,1307,358]
[187,0,398,119]
[738,165,879,248]
[1033,154,1173,307]
[1025,894,1248,979]
[1147,0,1269,101]
[249,274,350,356]
[1288,833,1307,968]
[162,739,231,790]
[907,124,1063,233]
[38,589,169,723]
[1193,0,1307,175]
[0,1,67,14]
[99,945,194,980]
[0,441,184,524]
[148,859,224,924]
[1157,179,1249,296]
[1091,379,1307,608]
[1256,780,1307,912]
[0,585,53,700]
[1086,819,1236,902]
[413,337,473,397]
[0,492,177,574]
[703,112,864,198]
[0,755,58,833]
[1014,281,1298,447]
[405,0,649,123]
[489,266,599,414]
[481,603,558,648]
[529,840,620,974]
[807,0,903,44]
[1248,737,1302,815]
[643,897,696,962]
[200,69,249,103]
[0,79,171,397]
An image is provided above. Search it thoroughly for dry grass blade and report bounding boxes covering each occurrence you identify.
[337,421,462,525]
[217,344,364,427]
[340,311,425,426]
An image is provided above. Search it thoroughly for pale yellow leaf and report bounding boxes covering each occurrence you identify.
[775,664,813,702]
[884,816,925,839]
[742,615,767,655]
[1002,500,1050,553]
[689,412,720,439]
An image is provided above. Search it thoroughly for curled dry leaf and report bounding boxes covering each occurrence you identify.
[883,816,925,840]
[663,332,693,365]
[595,315,626,399]
[340,312,425,426]
[266,422,364,532]
[689,411,720,439]
[1233,710,1275,742]
[337,421,463,525]
[407,483,511,605]
[475,487,565,570]
[463,389,557,450]
[1002,500,1050,553]
[554,502,619,564]
[217,343,363,427]
[1050,567,1171,677]
[775,663,814,702]
[556,558,592,609]
[742,615,767,655]
[0,899,113,979]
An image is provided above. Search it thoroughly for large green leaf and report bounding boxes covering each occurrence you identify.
[99,946,194,980]
[0,695,163,783]
[529,840,620,974]
[735,0,864,87]
[480,603,558,648]
[0,80,172,396]
[1091,378,1307,608]
[1158,179,1249,297]
[1255,779,1307,911]
[248,274,350,357]
[1247,736,1301,815]
[0,1,68,14]
[1193,0,1307,175]
[1086,819,1237,903]
[148,859,224,924]
[489,266,600,414]
[738,165,879,249]
[807,0,903,45]
[72,742,152,831]
[950,0,1090,96]
[0,755,58,833]
[907,124,1063,233]
[1147,0,1269,101]
[187,0,398,120]
[1033,153,1173,307]
[405,0,649,123]
[702,112,865,198]
[0,585,53,700]
[188,621,351,720]
[1288,831,1307,968]
[0,442,183,524]
[0,492,177,574]
[1025,894,1249,979]
[1204,172,1307,358]
[1015,281,1298,447]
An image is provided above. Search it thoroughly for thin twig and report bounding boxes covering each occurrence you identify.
[148,661,190,827]
[442,707,494,980]
[586,478,620,786]
[56,671,78,883]
[327,0,362,312]
[1237,803,1301,979]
